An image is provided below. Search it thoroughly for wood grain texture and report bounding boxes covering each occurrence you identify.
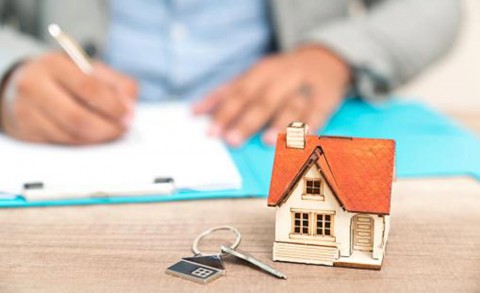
[0,177,479,293]
[0,114,479,293]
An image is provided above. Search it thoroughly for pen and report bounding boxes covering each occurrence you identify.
[48,23,94,74]
[48,23,135,127]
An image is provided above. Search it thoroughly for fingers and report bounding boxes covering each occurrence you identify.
[93,62,139,101]
[10,97,78,144]
[261,96,331,146]
[221,74,302,146]
[210,86,255,136]
[44,79,125,143]
[304,105,329,134]
[192,84,230,115]
[306,92,343,132]
[22,77,125,144]
[197,77,265,136]
[211,61,279,126]
[48,55,131,124]
[196,70,267,128]
[3,52,135,145]
[27,108,78,144]
[263,94,309,145]
[194,57,276,116]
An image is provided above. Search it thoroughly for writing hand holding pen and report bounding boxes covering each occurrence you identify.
[0,25,138,145]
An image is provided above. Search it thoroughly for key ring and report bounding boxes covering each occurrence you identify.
[192,226,242,256]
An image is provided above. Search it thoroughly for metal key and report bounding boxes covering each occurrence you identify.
[166,226,287,284]
[221,245,287,279]
[166,226,242,284]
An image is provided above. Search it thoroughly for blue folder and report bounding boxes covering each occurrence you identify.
[1,98,479,207]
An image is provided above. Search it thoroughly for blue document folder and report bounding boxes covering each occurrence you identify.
[1,99,479,207]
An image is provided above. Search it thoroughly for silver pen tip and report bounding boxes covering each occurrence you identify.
[48,23,61,37]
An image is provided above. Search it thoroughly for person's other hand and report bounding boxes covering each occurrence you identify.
[0,52,138,145]
[193,46,351,147]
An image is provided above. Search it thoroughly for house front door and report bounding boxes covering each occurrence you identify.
[352,215,374,252]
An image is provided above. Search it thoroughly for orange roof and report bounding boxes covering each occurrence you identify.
[268,134,395,215]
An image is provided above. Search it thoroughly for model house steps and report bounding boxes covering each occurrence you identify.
[273,242,338,266]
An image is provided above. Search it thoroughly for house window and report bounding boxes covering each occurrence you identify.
[291,210,335,239]
[305,179,321,195]
[191,267,214,278]
[293,212,309,235]
[316,214,332,236]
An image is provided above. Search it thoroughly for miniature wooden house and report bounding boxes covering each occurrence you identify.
[268,123,395,269]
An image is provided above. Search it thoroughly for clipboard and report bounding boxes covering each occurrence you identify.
[1,99,479,208]
[0,135,274,207]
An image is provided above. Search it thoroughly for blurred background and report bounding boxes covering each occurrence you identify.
[398,0,479,131]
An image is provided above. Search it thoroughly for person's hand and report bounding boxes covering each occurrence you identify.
[193,46,352,147]
[0,52,138,145]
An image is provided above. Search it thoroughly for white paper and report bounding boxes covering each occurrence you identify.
[0,102,242,197]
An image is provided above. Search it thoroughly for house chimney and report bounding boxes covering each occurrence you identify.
[286,122,309,149]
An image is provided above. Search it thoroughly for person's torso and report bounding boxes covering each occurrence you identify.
[104,0,272,101]
[3,0,381,101]
[5,0,381,50]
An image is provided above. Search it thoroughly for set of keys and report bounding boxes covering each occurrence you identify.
[166,226,287,284]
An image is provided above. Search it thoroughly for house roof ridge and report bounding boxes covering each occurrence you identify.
[275,148,320,206]
[316,147,339,191]
[268,133,395,214]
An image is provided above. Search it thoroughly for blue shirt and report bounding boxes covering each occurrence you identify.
[104,0,272,102]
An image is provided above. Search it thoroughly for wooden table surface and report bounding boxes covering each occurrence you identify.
[0,113,479,293]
